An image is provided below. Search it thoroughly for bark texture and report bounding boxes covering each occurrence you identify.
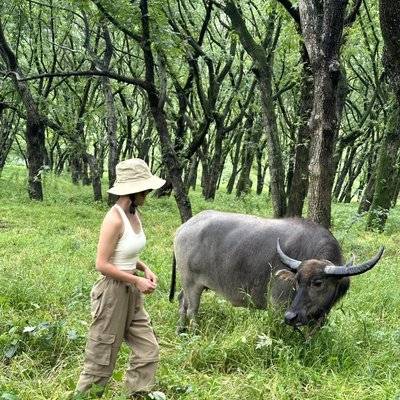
[299,0,347,228]
[366,0,400,231]
[0,19,46,200]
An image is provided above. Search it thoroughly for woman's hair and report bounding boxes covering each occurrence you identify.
[128,190,152,214]
[128,193,137,214]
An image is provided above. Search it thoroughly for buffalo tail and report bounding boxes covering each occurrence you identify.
[169,252,176,302]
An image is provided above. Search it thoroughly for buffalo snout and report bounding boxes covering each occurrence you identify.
[284,308,310,326]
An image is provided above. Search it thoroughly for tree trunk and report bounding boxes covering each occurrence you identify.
[367,0,400,231]
[307,71,340,228]
[25,116,46,199]
[367,111,400,230]
[236,113,258,197]
[184,155,199,192]
[203,126,225,200]
[0,19,46,200]
[391,168,400,207]
[152,107,192,220]
[0,108,17,175]
[86,152,102,201]
[100,23,119,205]
[256,139,268,195]
[257,73,287,215]
[137,119,153,163]
[82,158,91,186]
[139,0,192,222]
[70,152,83,185]
[333,146,356,200]
[299,0,347,228]
[55,144,67,175]
[253,53,286,212]
[358,168,376,213]
[224,1,286,216]
[286,45,313,217]
[104,75,118,205]
[226,132,243,194]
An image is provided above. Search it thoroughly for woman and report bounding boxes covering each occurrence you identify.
[75,158,165,398]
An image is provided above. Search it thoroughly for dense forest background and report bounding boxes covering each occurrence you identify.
[1,0,400,229]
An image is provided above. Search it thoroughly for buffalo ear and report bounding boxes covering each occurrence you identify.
[275,269,296,283]
[336,277,350,300]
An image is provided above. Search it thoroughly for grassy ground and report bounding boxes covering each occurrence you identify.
[1,166,400,400]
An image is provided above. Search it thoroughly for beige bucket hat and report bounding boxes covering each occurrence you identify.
[107,158,166,196]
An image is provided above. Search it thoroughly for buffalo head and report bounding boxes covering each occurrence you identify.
[275,239,384,328]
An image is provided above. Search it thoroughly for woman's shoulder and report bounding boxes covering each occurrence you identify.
[102,206,124,230]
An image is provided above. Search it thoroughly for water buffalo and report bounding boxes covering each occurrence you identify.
[170,210,384,332]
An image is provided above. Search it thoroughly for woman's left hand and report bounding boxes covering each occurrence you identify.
[144,267,158,284]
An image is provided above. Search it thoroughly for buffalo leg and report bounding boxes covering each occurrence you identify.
[177,290,188,333]
[177,284,204,333]
[186,285,204,330]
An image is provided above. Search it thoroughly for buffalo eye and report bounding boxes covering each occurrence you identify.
[311,279,323,288]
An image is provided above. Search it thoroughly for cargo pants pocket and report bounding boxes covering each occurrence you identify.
[84,332,116,376]
[90,281,106,319]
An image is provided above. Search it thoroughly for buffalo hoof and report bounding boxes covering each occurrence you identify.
[176,324,188,335]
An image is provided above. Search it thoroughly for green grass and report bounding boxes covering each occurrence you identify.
[1,166,400,399]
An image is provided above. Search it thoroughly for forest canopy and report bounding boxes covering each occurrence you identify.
[1,0,399,231]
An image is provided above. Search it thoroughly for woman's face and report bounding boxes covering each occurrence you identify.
[129,190,151,207]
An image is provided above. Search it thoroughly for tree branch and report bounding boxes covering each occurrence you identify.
[223,1,269,68]
[8,70,153,92]
[345,0,363,27]
[276,0,300,24]
[90,0,142,43]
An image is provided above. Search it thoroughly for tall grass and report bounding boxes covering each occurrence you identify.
[1,166,399,399]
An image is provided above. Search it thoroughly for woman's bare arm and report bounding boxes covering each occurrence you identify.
[95,209,156,293]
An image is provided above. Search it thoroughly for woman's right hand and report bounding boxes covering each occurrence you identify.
[133,276,157,294]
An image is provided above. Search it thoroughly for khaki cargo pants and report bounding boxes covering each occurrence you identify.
[76,276,159,396]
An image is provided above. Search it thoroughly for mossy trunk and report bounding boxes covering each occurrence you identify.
[366,111,400,231]
[367,0,400,230]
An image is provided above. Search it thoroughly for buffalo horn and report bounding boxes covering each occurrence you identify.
[324,247,385,276]
[276,238,302,271]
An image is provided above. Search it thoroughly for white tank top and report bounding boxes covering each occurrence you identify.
[110,204,146,271]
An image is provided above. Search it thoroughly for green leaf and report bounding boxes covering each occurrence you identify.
[148,391,166,400]
[255,334,273,349]
[3,343,18,359]
[67,330,78,340]
[22,326,36,333]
